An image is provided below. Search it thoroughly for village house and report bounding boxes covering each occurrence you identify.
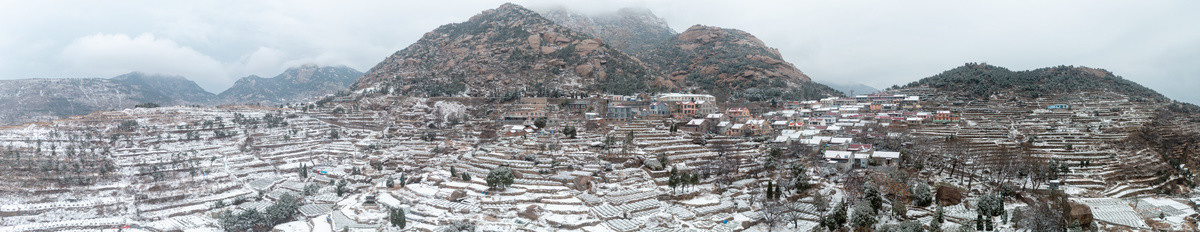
[655,93,715,102]
[672,101,697,119]
[823,150,854,170]
[502,97,548,122]
[644,102,671,118]
[682,118,708,133]
[727,123,746,136]
[606,104,636,121]
[562,100,592,112]
[695,100,718,116]
[1048,104,1071,112]
[744,119,769,135]
[726,107,751,123]
[504,124,538,137]
[871,151,901,166]
[932,110,960,123]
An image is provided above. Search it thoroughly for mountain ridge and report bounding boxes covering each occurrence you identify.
[217,64,363,105]
[0,65,362,126]
[902,63,1165,100]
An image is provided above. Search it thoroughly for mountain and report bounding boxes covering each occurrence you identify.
[218,65,362,105]
[542,8,840,102]
[540,7,676,55]
[637,25,841,101]
[903,63,1165,100]
[818,81,880,96]
[0,73,214,126]
[354,3,663,97]
[112,72,216,103]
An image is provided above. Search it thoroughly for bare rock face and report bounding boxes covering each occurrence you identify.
[354,3,659,97]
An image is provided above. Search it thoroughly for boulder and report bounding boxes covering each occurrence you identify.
[575,39,603,55]
[449,189,467,202]
[574,64,594,78]
[935,185,963,206]
[1068,202,1094,229]
[519,205,542,221]
[570,176,592,191]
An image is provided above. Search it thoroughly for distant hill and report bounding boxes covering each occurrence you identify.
[218,65,362,105]
[0,73,215,126]
[904,63,1165,100]
[111,72,217,103]
[0,65,363,126]
[818,81,880,96]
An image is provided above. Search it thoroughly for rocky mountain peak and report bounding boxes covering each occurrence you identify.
[540,7,675,55]
[355,3,660,97]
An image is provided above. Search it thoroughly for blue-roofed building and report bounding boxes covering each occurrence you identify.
[1048,104,1071,110]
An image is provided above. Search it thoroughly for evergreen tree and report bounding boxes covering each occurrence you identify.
[864,184,883,212]
[851,201,878,230]
[893,199,907,218]
[824,200,848,231]
[935,204,945,223]
[389,208,406,228]
[299,164,308,179]
[486,166,515,190]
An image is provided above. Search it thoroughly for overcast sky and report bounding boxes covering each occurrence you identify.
[1,1,1196,103]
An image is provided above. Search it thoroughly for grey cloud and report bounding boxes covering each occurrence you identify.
[0,0,1196,103]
